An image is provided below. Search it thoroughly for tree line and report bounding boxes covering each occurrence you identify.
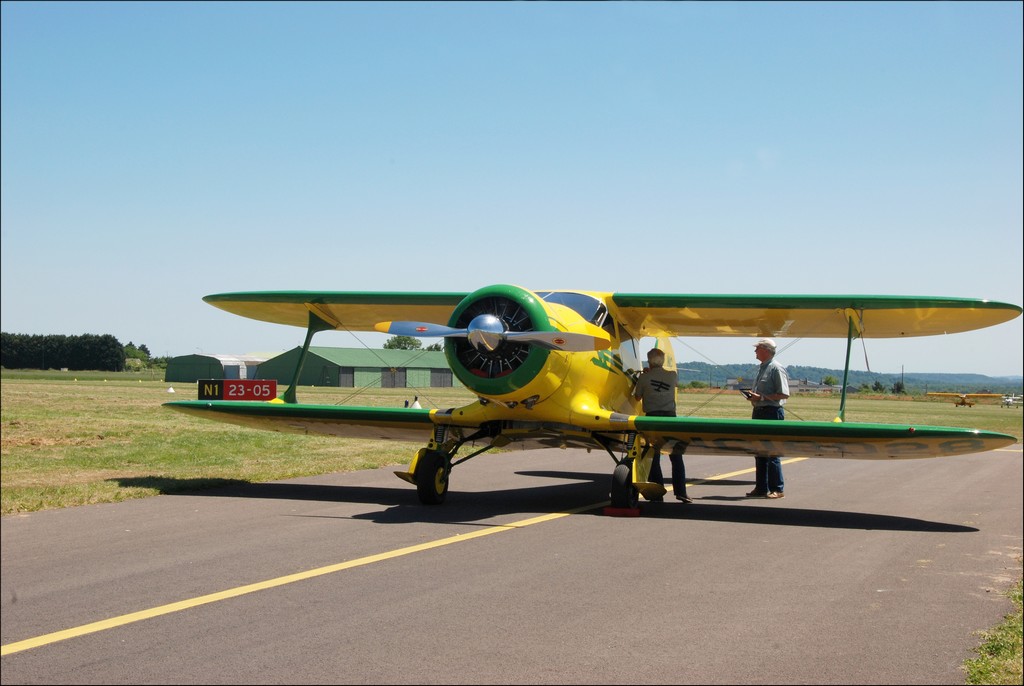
[0,333,166,372]
[4,332,1016,394]
[676,361,1019,395]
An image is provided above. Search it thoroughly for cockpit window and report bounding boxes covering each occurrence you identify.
[536,291,605,325]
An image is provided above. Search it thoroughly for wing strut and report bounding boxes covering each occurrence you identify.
[836,308,863,422]
[282,309,337,404]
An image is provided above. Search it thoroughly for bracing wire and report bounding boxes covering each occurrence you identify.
[326,326,443,408]
[675,336,811,421]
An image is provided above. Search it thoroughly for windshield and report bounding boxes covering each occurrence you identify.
[536,291,605,325]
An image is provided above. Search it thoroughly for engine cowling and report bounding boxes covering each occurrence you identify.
[444,285,567,401]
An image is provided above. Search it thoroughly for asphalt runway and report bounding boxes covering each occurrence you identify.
[2,444,1021,685]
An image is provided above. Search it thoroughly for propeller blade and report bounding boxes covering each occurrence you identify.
[374,321,468,338]
[505,331,612,352]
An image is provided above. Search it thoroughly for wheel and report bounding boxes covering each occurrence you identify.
[415,450,449,505]
[610,462,638,509]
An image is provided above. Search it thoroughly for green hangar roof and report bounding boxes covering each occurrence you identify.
[255,346,456,389]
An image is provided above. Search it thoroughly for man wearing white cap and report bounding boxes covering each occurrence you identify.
[746,338,790,499]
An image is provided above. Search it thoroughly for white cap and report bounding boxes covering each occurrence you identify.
[754,338,776,352]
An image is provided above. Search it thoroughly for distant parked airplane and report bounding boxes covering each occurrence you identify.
[926,392,1002,407]
[1002,394,1022,408]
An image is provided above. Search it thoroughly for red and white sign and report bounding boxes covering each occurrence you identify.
[198,379,277,401]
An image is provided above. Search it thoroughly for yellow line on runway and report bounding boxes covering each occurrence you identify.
[684,457,807,487]
[2,458,811,657]
[0,504,597,656]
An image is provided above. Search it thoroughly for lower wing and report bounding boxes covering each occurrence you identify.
[166,401,1015,460]
[633,415,1016,459]
[165,401,438,441]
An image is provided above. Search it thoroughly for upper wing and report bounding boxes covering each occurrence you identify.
[201,290,1021,339]
[633,415,1017,459]
[610,294,1022,338]
[202,291,468,330]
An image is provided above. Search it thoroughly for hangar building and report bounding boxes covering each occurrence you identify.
[164,353,268,383]
[252,347,457,388]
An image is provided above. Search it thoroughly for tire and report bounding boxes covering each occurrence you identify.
[415,450,449,505]
[610,462,638,509]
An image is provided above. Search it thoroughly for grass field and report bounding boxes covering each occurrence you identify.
[2,370,1020,516]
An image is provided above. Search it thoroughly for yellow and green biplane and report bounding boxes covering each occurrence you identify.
[165,286,1021,510]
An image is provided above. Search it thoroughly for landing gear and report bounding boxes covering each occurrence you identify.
[401,425,498,505]
[610,461,638,509]
[414,449,450,505]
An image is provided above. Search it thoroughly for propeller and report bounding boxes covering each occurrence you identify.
[375,314,610,353]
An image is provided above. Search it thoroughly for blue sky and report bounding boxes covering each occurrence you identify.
[2,2,1021,377]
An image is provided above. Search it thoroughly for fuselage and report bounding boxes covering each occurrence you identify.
[439,286,672,431]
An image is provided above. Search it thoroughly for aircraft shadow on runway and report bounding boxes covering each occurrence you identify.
[111,472,607,526]
[111,473,976,533]
[636,500,978,532]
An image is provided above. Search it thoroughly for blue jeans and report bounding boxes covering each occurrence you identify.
[752,406,785,493]
[646,410,687,496]
[649,449,687,496]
